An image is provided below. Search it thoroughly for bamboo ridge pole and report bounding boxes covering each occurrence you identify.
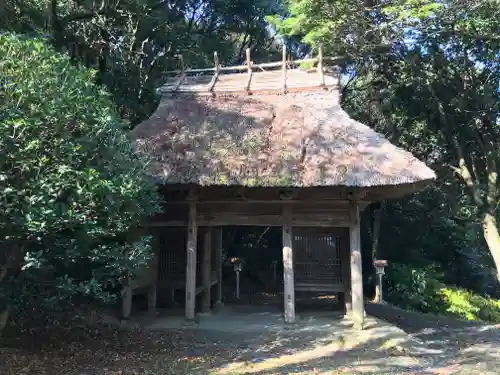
[166,45,342,93]
[165,56,341,75]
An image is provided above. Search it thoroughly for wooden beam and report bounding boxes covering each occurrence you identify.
[157,199,360,205]
[185,201,198,320]
[282,204,295,323]
[213,227,223,307]
[148,217,351,228]
[158,185,354,202]
[201,228,212,312]
[349,201,364,329]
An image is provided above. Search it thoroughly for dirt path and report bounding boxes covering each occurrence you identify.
[185,328,432,375]
[2,305,499,375]
[366,302,500,374]
[0,310,434,375]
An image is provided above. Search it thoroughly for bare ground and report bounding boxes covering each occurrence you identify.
[1,304,499,375]
[366,303,500,374]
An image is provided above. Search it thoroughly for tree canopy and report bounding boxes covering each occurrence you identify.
[0,33,160,328]
[2,0,283,124]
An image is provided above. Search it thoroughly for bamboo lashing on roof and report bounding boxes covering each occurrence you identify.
[318,44,325,86]
[282,44,288,93]
[162,46,333,94]
[207,52,220,92]
[173,55,186,91]
[246,48,252,92]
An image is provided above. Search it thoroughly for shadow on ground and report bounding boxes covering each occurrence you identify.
[133,305,436,374]
[2,303,498,374]
[367,302,500,375]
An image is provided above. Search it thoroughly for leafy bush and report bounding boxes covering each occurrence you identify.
[440,288,500,322]
[385,263,445,313]
[386,263,500,323]
[439,288,480,320]
[0,33,161,323]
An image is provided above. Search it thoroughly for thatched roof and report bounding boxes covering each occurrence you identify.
[134,67,435,194]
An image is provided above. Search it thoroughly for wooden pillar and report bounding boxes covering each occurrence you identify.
[147,251,158,313]
[349,201,364,329]
[213,227,223,307]
[121,277,132,320]
[185,201,198,320]
[201,228,212,313]
[341,240,352,316]
[282,204,295,323]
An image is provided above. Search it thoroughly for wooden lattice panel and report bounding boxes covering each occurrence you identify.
[157,228,186,282]
[156,228,209,288]
[293,228,347,291]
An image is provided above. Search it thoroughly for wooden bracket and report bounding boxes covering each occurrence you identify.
[347,190,367,201]
[234,188,247,201]
[279,189,296,201]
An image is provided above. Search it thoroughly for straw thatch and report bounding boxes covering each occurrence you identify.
[134,68,435,190]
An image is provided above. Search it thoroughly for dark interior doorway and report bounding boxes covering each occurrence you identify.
[222,226,283,307]
[222,226,345,312]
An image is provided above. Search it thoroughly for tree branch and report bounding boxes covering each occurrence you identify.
[450,137,484,207]
[61,8,116,23]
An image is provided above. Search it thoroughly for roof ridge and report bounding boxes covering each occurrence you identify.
[160,46,341,94]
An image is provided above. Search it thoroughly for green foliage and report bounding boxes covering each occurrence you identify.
[3,0,284,124]
[440,288,500,322]
[468,293,500,322]
[272,0,500,293]
[439,288,480,321]
[385,264,445,313]
[0,33,161,316]
[386,263,500,323]
[268,0,398,61]
[383,0,444,21]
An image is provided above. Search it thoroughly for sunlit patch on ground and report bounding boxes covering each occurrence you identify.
[2,304,499,374]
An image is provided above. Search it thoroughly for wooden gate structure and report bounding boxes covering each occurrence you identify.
[130,47,436,329]
[293,227,348,294]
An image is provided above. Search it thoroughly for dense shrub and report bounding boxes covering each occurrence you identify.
[0,33,161,326]
[385,263,445,313]
[385,263,500,323]
[440,288,500,322]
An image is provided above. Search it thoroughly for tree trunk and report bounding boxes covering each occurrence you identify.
[483,213,500,282]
